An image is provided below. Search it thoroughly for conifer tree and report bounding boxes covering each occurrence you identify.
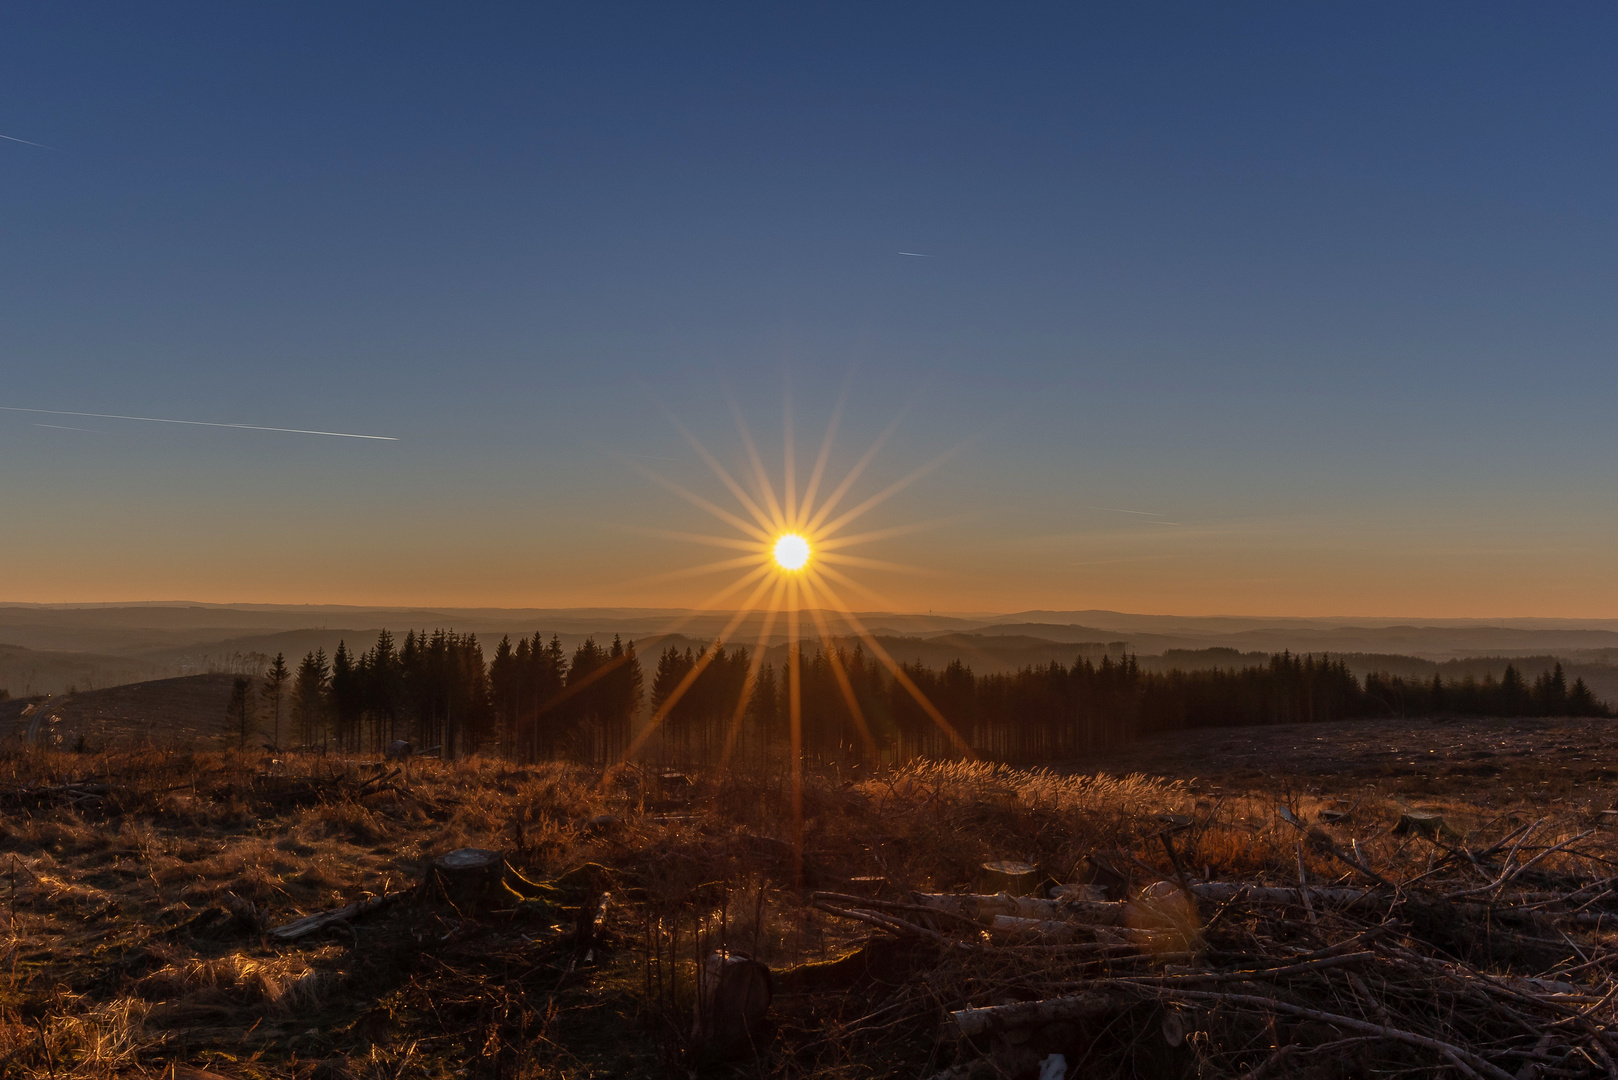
[748,662,779,761]
[330,641,363,751]
[1569,677,1600,716]
[1500,665,1528,716]
[602,636,643,762]
[490,635,519,755]
[263,652,291,749]
[293,649,330,747]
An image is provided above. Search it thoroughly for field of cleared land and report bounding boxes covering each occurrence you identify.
[2,714,1617,1079]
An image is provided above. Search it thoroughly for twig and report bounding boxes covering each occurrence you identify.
[1277,804,1396,888]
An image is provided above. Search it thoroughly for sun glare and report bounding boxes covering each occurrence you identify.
[773,533,810,571]
[618,392,972,881]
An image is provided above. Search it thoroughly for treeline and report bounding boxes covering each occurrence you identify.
[243,629,640,760]
[250,631,1612,765]
[1365,662,1606,720]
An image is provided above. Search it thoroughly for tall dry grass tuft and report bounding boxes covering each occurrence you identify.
[0,992,158,1077]
[136,948,339,1022]
[881,759,1186,816]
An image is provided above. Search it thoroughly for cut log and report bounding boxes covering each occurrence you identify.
[693,950,772,1056]
[269,891,400,942]
[919,882,1385,928]
[950,991,1122,1038]
[1050,883,1108,903]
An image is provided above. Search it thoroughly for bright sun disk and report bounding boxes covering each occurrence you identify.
[773,533,811,571]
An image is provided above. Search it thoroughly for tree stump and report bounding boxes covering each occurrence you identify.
[978,860,1040,896]
[693,950,772,1057]
[421,848,508,914]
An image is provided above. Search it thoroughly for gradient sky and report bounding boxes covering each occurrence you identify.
[4,4,1618,616]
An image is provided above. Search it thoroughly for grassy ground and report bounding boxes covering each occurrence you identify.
[0,715,1613,1079]
[0,676,240,751]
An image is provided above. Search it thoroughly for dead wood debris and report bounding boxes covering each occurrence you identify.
[811,809,1618,1080]
[268,891,402,942]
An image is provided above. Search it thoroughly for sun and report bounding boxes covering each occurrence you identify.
[618,392,974,789]
[617,393,973,881]
[773,532,810,571]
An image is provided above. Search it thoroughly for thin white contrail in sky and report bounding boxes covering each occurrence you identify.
[33,423,102,433]
[0,406,398,441]
[898,251,935,257]
[1095,506,1183,525]
[0,132,54,150]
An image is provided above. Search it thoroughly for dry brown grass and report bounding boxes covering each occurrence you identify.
[0,735,1611,1079]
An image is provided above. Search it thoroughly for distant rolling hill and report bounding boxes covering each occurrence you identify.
[6,603,1618,705]
[0,673,240,749]
[0,643,168,697]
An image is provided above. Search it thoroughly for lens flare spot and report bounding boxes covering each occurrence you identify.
[773,533,811,571]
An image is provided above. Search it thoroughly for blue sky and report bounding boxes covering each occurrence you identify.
[3,3,1617,614]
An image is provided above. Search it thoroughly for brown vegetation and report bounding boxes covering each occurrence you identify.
[0,722,1614,1078]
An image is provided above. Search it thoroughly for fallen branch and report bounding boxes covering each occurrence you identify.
[949,992,1122,1038]
[269,891,401,942]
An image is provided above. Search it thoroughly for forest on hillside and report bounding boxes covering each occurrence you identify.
[249,629,1611,766]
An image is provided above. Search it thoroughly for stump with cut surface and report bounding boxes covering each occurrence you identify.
[978,860,1040,897]
[421,848,508,914]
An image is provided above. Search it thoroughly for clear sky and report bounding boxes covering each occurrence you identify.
[3,4,1617,616]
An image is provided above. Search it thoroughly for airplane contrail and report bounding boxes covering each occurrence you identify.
[0,132,54,150]
[898,251,935,257]
[0,406,398,441]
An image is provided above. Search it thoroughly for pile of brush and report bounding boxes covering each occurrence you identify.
[808,809,1618,1080]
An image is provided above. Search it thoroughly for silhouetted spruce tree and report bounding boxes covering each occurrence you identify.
[747,661,779,762]
[525,635,568,761]
[650,645,694,763]
[293,649,330,747]
[601,635,643,762]
[1500,665,1529,716]
[1533,662,1569,716]
[564,638,609,761]
[263,652,290,750]
[1569,677,1602,716]
[329,641,364,751]
[490,635,519,755]
[364,630,405,751]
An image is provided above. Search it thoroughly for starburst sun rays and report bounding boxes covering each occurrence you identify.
[617,398,975,779]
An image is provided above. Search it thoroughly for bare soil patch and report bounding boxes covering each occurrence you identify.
[1082,713,1618,806]
[0,675,239,749]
